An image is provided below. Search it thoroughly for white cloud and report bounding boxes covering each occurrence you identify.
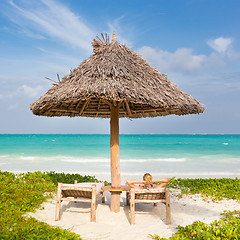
[0,84,44,99]
[138,46,206,73]
[207,37,232,53]
[7,0,94,52]
[138,37,239,74]
[207,37,240,63]
[21,85,44,98]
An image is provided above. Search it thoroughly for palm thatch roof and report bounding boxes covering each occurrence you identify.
[30,32,205,118]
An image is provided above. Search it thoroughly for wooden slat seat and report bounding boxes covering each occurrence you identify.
[129,187,171,225]
[55,182,105,222]
[62,189,92,198]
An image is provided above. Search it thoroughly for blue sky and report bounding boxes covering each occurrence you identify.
[0,0,240,134]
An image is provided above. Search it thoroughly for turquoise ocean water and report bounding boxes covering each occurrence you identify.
[0,134,239,181]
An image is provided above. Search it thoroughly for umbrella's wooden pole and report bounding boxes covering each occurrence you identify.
[110,103,121,213]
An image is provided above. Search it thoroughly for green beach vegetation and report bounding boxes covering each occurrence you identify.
[150,210,240,240]
[0,171,100,239]
[168,178,240,202]
[150,177,240,240]
[1,171,239,239]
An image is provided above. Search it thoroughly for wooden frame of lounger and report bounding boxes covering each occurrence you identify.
[55,182,105,222]
[129,187,171,224]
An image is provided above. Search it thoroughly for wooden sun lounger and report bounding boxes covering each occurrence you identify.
[128,187,171,224]
[55,181,105,222]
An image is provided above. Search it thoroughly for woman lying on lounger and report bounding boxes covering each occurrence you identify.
[126,173,170,190]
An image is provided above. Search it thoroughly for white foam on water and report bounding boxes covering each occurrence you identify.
[222,142,229,145]
[61,157,187,163]
[121,158,187,163]
[1,154,239,180]
[154,158,186,162]
[20,156,36,161]
[61,157,109,163]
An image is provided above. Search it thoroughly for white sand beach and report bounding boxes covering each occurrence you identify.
[28,189,240,240]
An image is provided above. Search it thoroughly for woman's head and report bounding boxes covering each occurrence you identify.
[143,173,152,183]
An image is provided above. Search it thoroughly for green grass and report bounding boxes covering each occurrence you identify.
[150,178,240,240]
[0,171,100,240]
[150,210,240,240]
[1,172,239,240]
[168,177,240,201]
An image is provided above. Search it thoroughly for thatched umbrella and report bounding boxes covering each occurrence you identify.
[31,32,205,212]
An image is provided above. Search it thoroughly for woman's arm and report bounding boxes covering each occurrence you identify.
[152,178,170,183]
[126,180,144,188]
[151,178,170,188]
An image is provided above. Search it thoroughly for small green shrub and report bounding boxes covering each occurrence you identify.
[0,171,103,239]
[150,178,240,240]
[168,177,240,201]
[44,171,100,185]
[150,210,240,240]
